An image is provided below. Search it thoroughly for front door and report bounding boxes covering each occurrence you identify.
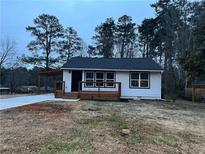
[71,70,82,92]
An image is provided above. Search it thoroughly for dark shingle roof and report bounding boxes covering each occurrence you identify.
[62,57,163,71]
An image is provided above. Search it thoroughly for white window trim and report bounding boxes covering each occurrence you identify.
[85,71,94,87]
[105,72,115,88]
[130,72,150,89]
[95,71,105,87]
[84,71,116,88]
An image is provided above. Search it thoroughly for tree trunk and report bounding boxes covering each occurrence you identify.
[146,42,149,58]
[45,52,49,92]
[159,44,162,64]
[143,43,145,58]
[120,41,125,58]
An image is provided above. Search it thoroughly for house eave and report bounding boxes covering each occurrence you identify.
[61,67,163,73]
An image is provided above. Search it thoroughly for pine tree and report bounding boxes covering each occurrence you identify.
[151,0,181,98]
[22,14,63,91]
[93,18,116,58]
[59,27,83,62]
[116,15,137,58]
[87,45,97,57]
[180,1,205,80]
[138,18,157,58]
[23,14,63,69]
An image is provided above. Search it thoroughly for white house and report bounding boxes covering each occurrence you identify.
[58,57,163,100]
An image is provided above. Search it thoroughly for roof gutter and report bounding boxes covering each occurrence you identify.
[61,67,163,72]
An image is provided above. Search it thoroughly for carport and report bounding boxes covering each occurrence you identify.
[38,69,63,93]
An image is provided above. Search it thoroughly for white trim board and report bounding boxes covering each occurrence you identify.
[62,68,163,73]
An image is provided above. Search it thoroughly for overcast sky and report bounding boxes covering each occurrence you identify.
[0,0,156,56]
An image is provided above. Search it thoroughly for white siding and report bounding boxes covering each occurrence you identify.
[116,72,161,99]
[63,70,162,99]
[63,70,72,92]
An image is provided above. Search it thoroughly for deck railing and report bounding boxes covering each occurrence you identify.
[54,80,121,100]
[78,81,121,97]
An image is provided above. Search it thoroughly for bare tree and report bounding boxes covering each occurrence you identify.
[0,39,16,70]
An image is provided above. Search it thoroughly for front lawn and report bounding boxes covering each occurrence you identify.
[0,100,205,154]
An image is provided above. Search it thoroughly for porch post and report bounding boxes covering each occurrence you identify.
[118,82,121,99]
[98,85,100,92]
[98,83,100,99]
[78,81,81,98]
[63,81,65,94]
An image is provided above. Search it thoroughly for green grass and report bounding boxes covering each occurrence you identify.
[79,101,204,152]
[177,131,200,144]
[33,127,95,154]
[76,117,100,125]
[152,133,180,147]
[30,100,205,154]
[76,112,128,129]
[51,105,64,111]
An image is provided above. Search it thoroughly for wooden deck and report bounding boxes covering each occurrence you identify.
[55,91,120,101]
[54,81,121,101]
[79,91,120,101]
[55,91,78,99]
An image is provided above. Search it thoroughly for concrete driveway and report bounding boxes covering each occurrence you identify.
[0,93,79,110]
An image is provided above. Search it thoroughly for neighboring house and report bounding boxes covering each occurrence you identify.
[56,57,163,100]
[16,86,38,93]
[0,85,10,95]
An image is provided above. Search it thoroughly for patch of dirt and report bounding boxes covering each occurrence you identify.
[0,101,85,154]
[1,100,205,154]
[3,102,81,113]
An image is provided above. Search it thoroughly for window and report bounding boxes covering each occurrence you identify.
[130,72,149,88]
[105,72,115,87]
[95,72,104,87]
[84,71,116,88]
[85,72,94,87]
[140,73,149,88]
[130,72,140,88]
